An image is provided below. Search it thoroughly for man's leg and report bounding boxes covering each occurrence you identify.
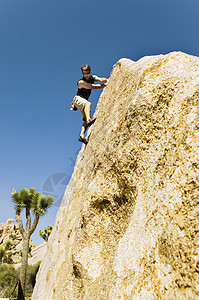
[78,104,96,144]
[79,121,89,144]
[80,121,88,139]
[84,102,92,123]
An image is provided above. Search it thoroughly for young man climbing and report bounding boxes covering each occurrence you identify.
[72,64,108,144]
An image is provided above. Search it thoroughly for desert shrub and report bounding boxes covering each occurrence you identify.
[3,251,13,264]
[0,262,41,298]
[0,264,18,298]
[4,239,12,250]
[0,245,13,264]
[0,246,6,264]
[25,261,41,295]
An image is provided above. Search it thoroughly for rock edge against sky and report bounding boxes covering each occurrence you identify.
[32,52,199,300]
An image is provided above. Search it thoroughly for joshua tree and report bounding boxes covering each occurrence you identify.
[20,245,32,258]
[39,225,53,242]
[11,187,54,295]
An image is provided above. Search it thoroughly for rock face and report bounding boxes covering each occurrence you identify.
[0,219,35,263]
[32,52,199,300]
[0,219,46,266]
[28,242,47,266]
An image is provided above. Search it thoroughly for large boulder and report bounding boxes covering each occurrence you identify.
[32,52,199,300]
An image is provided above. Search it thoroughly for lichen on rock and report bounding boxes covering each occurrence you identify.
[32,52,199,300]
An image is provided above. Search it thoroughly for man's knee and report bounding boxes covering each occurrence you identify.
[85,101,91,108]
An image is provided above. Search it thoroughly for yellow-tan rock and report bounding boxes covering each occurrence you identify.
[32,52,199,300]
[0,219,46,266]
[0,219,36,264]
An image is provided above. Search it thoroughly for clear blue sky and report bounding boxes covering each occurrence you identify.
[0,0,198,245]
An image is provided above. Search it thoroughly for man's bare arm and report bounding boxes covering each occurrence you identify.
[93,75,108,83]
[78,80,107,90]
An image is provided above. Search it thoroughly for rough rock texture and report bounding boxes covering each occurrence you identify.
[0,219,46,266]
[32,52,199,300]
[14,242,47,269]
[28,242,47,265]
[0,219,36,264]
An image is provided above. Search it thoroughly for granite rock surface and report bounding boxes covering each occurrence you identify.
[0,219,36,264]
[0,219,47,266]
[32,52,199,300]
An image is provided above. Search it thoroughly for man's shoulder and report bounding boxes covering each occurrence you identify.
[78,79,87,89]
[78,79,85,83]
[77,77,85,85]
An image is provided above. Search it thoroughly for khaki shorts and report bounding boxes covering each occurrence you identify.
[73,95,88,121]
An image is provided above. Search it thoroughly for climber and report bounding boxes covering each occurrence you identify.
[72,64,108,145]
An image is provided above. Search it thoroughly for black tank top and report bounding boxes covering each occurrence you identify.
[76,75,94,100]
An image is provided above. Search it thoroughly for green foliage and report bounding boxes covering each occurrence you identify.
[0,246,6,264]
[11,187,54,294]
[0,243,13,264]
[9,233,16,240]
[39,225,53,241]
[11,188,30,212]
[4,239,12,250]
[25,261,41,294]
[31,192,54,216]
[0,246,5,254]
[0,262,41,298]
[11,187,54,216]
[3,252,13,264]
[20,245,32,258]
[0,264,18,298]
